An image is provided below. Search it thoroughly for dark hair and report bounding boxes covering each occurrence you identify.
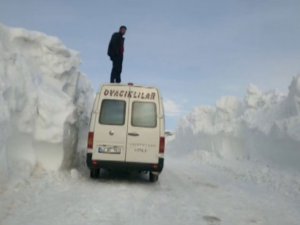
[120,25,127,30]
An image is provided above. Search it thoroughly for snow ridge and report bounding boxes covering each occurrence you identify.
[169,75,300,172]
[0,23,93,186]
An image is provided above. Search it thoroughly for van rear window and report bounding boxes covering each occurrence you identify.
[99,100,126,125]
[132,102,157,128]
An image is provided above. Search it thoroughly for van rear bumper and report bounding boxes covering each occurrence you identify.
[86,153,164,172]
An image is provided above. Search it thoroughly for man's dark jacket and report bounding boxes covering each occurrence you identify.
[107,32,124,59]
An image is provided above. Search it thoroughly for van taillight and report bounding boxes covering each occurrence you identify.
[159,137,165,154]
[87,132,94,149]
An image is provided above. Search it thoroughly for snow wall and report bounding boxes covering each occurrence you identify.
[169,76,300,172]
[0,23,94,186]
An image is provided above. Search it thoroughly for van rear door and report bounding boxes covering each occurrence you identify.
[126,86,160,164]
[92,86,129,162]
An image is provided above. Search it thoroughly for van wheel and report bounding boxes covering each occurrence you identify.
[90,168,100,179]
[149,172,159,182]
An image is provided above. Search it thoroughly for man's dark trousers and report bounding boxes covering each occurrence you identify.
[110,56,123,83]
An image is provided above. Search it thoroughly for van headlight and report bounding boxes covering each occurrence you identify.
[98,145,122,154]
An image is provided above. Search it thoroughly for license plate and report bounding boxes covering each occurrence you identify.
[98,146,121,154]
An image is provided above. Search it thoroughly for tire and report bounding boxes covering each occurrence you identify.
[149,172,159,182]
[90,168,100,179]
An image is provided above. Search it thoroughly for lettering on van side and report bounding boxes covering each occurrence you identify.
[103,89,156,100]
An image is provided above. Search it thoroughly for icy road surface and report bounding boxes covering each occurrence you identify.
[1,157,300,225]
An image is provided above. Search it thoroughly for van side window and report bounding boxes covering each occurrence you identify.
[99,100,126,125]
[132,102,157,128]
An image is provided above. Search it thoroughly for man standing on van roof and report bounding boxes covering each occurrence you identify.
[107,25,127,83]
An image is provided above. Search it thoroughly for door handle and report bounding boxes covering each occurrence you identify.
[128,132,140,137]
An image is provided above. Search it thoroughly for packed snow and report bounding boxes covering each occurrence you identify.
[169,77,300,172]
[0,23,94,187]
[1,24,300,225]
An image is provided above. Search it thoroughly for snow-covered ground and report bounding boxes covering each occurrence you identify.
[0,157,299,225]
[1,24,300,225]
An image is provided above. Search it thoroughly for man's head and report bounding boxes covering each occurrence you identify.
[119,25,127,35]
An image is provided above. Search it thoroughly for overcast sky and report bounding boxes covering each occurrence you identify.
[1,0,300,130]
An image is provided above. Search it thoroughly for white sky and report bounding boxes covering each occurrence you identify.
[1,0,300,130]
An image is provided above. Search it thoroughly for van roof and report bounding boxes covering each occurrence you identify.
[100,83,159,90]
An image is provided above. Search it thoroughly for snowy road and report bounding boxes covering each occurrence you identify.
[1,157,300,225]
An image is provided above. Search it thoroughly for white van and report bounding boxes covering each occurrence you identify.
[86,83,165,182]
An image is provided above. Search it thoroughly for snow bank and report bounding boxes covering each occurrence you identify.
[0,23,93,186]
[169,75,300,172]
